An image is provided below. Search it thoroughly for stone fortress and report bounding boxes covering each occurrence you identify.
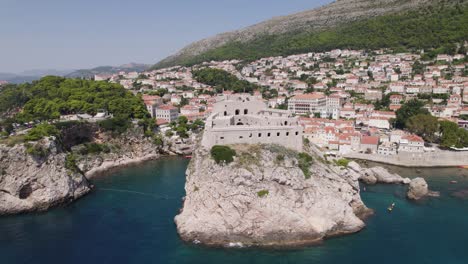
[201,94,303,151]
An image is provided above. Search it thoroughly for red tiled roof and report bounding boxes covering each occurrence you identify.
[361,136,379,145]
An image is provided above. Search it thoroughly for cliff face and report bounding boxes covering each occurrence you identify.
[0,127,181,215]
[74,128,163,178]
[155,0,446,68]
[0,138,90,215]
[175,144,371,247]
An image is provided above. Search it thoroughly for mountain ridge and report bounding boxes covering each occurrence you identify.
[154,0,466,69]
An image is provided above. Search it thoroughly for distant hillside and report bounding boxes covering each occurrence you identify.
[0,73,44,84]
[154,0,468,69]
[66,63,151,79]
[0,70,73,84]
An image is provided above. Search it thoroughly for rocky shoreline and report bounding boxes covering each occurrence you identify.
[0,126,195,216]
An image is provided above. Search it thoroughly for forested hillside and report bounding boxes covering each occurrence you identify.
[154,1,468,68]
[0,76,147,122]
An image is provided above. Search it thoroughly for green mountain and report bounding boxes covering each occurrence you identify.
[153,0,468,69]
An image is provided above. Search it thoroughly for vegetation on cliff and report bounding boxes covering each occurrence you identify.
[155,2,468,68]
[210,145,236,164]
[192,68,259,93]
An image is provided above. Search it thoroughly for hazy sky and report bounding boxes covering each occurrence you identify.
[1,0,332,73]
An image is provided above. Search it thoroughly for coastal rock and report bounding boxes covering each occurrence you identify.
[0,126,185,215]
[368,167,410,184]
[0,138,91,215]
[407,178,429,200]
[360,171,378,185]
[175,144,371,247]
[75,128,163,178]
[346,161,409,185]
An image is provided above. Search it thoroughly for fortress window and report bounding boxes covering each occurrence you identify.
[224,111,227,116]
[285,121,288,125]
[239,136,243,139]
[286,132,290,136]
[267,133,271,137]
[295,132,299,136]
[249,133,253,138]
[220,137,224,140]
[277,132,280,136]
[244,109,248,115]
[258,133,262,137]
[235,109,240,115]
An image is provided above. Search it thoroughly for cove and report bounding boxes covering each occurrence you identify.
[1,157,468,264]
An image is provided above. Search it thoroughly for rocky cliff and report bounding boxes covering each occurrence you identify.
[0,138,90,215]
[0,126,186,215]
[175,144,373,247]
[74,128,164,178]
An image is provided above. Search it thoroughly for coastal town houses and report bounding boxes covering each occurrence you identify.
[398,135,424,153]
[288,93,326,115]
[155,105,179,123]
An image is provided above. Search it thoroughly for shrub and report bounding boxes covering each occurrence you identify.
[257,190,269,198]
[25,143,49,159]
[335,158,350,167]
[24,124,59,141]
[298,152,313,179]
[165,130,174,137]
[65,153,80,173]
[97,117,130,134]
[210,145,236,164]
[79,143,111,155]
[276,154,285,163]
[153,134,164,146]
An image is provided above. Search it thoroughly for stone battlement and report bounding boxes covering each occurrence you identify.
[202,94,303,151]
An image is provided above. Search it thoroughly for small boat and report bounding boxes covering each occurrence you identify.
[458,166,468,169]
[185,155,192,159]
[387,202,396,212]
[450,180,458,184]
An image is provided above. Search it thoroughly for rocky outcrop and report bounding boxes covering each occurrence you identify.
[0,124,198,215]
[0,138,91,215]
[74,128,163,178]
[347,161,411,185]
[175,144,371,247]
[406,177,438,200]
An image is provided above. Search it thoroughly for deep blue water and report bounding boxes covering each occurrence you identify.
[1,157,468,264]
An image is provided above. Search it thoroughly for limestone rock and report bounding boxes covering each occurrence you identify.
[75,127,163,178]
[0,138,91,215]
[175,144,371,247]
[407,177,429,200]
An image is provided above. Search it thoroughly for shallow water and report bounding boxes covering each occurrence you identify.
[1,157,468,264]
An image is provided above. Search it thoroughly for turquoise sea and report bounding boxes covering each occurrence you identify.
[1,157,468,264]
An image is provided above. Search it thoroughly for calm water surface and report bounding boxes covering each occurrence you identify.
[1,157,468,264]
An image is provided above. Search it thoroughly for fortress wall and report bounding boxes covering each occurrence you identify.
[202,126,303,152]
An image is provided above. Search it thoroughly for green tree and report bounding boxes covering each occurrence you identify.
[406,114,438,142]
[395,99,429,129]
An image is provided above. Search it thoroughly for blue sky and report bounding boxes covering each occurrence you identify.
[1,0,332,73]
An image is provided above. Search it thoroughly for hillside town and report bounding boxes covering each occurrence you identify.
[88,49,468,157]
[3,49,467,159]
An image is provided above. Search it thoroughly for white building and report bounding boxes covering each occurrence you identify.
[288,93,326,115]
[155,105,179,122]
[398,135,424,153]
[202,94,303,151]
